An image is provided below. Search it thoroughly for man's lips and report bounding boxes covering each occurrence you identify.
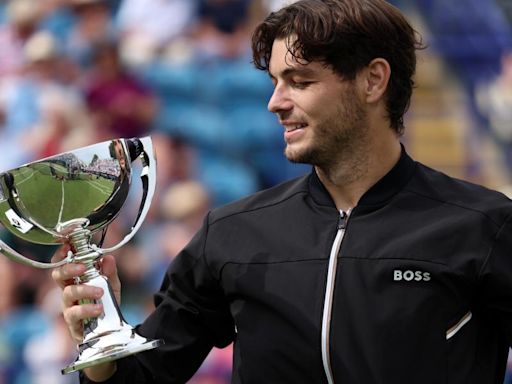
[281,122,308,132]
[281,122,308,141]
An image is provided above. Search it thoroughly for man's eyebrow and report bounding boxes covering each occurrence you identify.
[269,67,316,80]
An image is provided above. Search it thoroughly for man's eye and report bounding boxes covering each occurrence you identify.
[291,81,312,89]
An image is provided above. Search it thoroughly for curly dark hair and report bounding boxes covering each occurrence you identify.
[252,0,425,135]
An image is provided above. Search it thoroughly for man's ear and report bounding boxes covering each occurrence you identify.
[361,58,391,104]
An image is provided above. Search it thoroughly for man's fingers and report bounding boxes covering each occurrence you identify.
[63,303,103,324]
[62,284,104,308]
[51,263,86,288]
[50,244,80,289]
[50,244,71,263]
[50,247,121,348]
[63,303,104,342]
[98,255,117,279]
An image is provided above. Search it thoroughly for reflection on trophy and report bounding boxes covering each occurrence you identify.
[0,136,163,374]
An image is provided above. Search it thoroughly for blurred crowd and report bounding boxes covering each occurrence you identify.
[0,0,511,383]
[0,0,300,382]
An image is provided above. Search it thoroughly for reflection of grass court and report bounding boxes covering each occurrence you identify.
[0,162,117,243]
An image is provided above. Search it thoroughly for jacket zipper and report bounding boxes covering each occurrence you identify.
[446,311,472,340]
[321,210,350,384]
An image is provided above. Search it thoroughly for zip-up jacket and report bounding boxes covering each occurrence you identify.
[83,147,512,383]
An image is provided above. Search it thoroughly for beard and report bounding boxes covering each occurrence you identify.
[284,87,369,177]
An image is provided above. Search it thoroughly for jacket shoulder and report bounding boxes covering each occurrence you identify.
[208,173,311,225]
[408,162,512,226]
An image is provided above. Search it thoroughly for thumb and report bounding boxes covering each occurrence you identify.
[98,254,118,279]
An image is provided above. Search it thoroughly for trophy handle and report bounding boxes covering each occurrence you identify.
[94,136,156,254]
[0,239,70,269]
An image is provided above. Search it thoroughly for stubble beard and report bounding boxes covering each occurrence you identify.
[285,93,370,184]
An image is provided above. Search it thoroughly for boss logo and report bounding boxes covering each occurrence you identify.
[393,269,431,282]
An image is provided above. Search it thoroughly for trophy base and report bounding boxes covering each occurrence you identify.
[62,327,164,375]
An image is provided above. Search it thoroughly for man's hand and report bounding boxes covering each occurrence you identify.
[51,244,121,381]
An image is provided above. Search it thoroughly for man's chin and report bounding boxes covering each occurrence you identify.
[284,147,315,165]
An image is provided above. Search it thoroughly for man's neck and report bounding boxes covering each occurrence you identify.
[315,139,401,212]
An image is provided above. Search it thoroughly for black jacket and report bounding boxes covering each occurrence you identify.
[83,148,512,383]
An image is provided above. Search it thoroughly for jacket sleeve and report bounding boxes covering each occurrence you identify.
[478,213,512,345]
[81,213,235,383]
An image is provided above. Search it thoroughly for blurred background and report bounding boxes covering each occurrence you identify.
[0,0,511,383]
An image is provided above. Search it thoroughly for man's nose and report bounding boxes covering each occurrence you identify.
[267,85,292,113]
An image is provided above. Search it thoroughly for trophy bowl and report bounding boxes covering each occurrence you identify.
[0,136,163,374]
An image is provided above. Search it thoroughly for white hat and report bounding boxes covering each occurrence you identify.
[24,31,58,62]
[7,0,40,25]
[161,181,210,221]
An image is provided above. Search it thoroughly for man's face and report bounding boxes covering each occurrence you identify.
[268,38,368,168]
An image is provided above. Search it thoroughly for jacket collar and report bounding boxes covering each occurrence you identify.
[308,144,416,209]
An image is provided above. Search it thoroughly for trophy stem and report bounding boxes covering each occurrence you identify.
[67,225,100,282]
[62,224,164,375]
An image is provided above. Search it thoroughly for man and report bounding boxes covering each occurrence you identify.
[52,0,512,383]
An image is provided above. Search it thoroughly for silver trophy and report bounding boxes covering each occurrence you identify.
[0,136,163,374]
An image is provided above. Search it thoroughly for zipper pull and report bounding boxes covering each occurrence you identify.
[338,211,347,230]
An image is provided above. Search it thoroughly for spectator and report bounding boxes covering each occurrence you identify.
[115,0,198,50]
[64,0,117,68]
[0,0,42,77]
[476,51,512,175]
[23,286,78,384]
[0,30,93,172]
[22,30,94,157]
[141,0,304,205]
[83,40,158,140]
